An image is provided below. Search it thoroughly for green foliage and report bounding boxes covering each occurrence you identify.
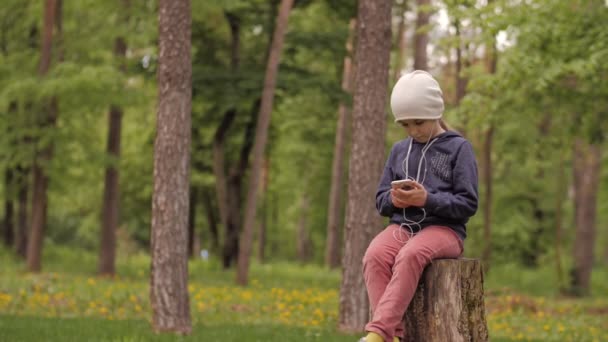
[0,0,605,276]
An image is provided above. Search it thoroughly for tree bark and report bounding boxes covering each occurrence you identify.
[27,0,59,272]
[571,138,601,295]
[258,157,270,263]
[200,189,219,252]
[3,168,14,247]
[413,0,430,71]
[393,4,407,82]
[97,37,127,275]
[98,1,129,276]
[188,186,197,258]
[480,126,493,269]
[554,154,565,288]
[214,12,242,269]
[404,259,489,342]
[480,38,496,270]
[236,0,294,286]
[339,0,392,333]
[98,104,122,276]
[480,126,493,265]
[325,18,355,270]
[16,167,29,258]
[213,109,236,267]
[454,19,467,106]
[150,0,192,334]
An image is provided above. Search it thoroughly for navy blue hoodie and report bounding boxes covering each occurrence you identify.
[375,131,478,240]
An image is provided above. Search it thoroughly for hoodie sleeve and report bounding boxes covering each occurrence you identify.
[424,141,478,219]
[375,145,397,217]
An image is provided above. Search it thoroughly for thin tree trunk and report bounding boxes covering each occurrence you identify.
[16,167,29,258]
[27,0,58,272]
[571,138,601,295]
[258,157,270,263]
[214,108,236,268]
[150,0,192,333]
[481,126,493,267]
[98,104,122,275]
[188,186,197,259]
[200,189,219,252]
[554,154,565,289]
[454,19,467,106]
[413,0,430,71]
[98,1,129,276]
[393,5,407,82]
[214,12,241,269]
[222,102,258,268]
[339,0,392,333]
[325,18,355,270]
[236,0,294,286]
[3,168,14,247]
[480,37,496,270]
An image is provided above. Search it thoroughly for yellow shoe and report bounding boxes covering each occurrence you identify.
[364,332,383,342]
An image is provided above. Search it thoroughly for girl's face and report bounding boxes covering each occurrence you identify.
[398,119,443,143]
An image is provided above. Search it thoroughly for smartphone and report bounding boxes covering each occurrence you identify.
[391,179,414,190]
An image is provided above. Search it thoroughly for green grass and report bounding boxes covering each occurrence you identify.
[1,246,607,341]
[0,315,357,342]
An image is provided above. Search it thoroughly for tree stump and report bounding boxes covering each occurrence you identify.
[403,258,488,342]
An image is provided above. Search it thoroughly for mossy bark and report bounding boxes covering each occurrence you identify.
[403,258,488,342]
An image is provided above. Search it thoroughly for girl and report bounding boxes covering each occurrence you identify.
[359,70,479,342]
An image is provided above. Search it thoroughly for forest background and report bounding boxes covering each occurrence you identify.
[0,0,607,341]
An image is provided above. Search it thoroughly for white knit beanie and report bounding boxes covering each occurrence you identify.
[390,70,445,122]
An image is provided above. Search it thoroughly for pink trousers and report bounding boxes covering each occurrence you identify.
[363,224,463,342]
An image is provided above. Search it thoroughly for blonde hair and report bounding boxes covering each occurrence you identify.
[439,119,452,131]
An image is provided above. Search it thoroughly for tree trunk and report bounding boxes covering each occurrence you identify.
[188,186,197,259]
[200,189,219,252]
[393,4,407,82]
[570,138,601,295]
[213,109,236,267]
[16,167,29,258]
[480,38,496,270]
[339,0,392,333]
[403,259,489,342]
[236,0,294,286]
[221,102,257,269]
[3,168,14,247]
[150,0,192,334]
[98,104,122,276]
[480,126,493,269]
[214,12,241,269]
[325,18,355,270]
[413,0,430,71]
[258,157,270,263]
[27,0,59,272]
[554,154,565,288]
[454,19,467,106]
[98,1,128,276]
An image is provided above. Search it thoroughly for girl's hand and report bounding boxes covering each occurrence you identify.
[390,180,427,208]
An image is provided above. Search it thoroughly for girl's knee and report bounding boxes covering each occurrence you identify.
[396,248,431,269]
[362,244,391,268]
